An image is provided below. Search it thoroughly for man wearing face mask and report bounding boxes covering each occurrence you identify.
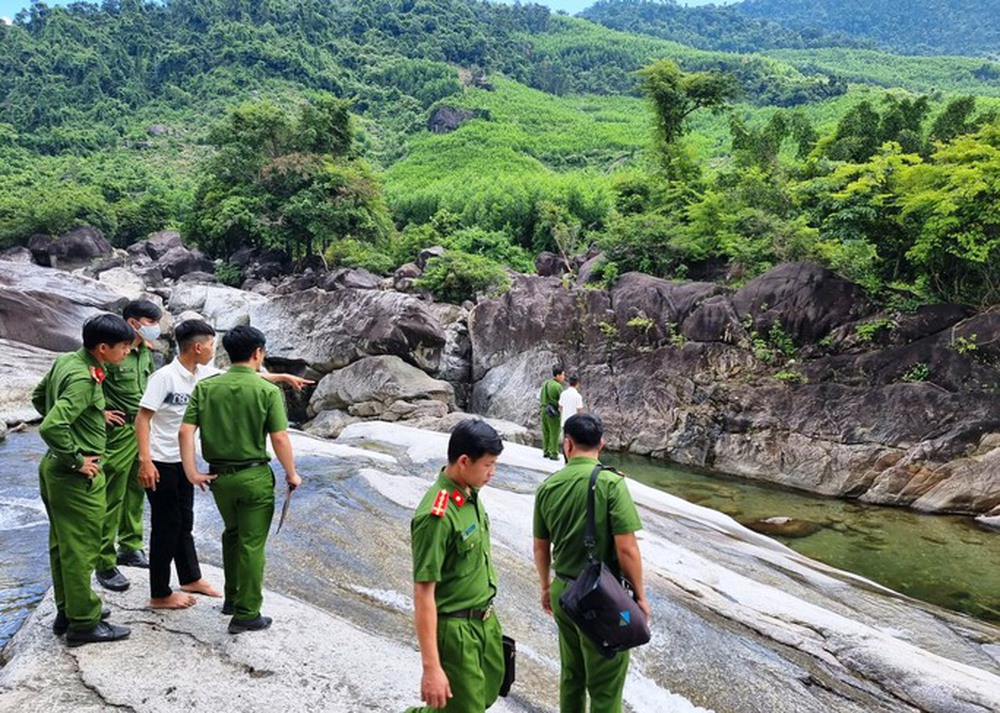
[96,299,163,592]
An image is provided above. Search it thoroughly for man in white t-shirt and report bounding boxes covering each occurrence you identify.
[558,375,584,461]
[135,319,313,609]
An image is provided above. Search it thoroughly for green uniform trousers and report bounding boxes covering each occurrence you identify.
[541,411,561,458]
[550,577,630,713]
[99,424,142,569]
[407,613,504,713]
[210,464,275,619]
[39,455,106,631]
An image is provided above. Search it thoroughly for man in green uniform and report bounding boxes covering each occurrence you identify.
[533,413,651,713]
[32,314,135,646]
[179,325,302,634]
[539,365,565,460]
[96,299,163,592]
[408,419,505,713]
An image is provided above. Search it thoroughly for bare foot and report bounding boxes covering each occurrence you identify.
[180,579,223,597]
[149,592,197,609]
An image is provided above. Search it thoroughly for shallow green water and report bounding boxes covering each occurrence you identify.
[603,452,1000,624]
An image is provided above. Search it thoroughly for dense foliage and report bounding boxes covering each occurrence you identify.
[2,0,1000,307]
[738,0,1000,58]
[582,0,871,54]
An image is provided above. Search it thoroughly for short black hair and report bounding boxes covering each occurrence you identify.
[568,375,580,386]
[552,364,565,377]
[448,419,504,463]
[122,299,163,322]
[564,413,603,449]
[222,325,266,363]
[82,313,134,350]
[175,319,216,352]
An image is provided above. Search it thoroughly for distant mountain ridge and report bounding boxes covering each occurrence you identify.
[737,0,1000,57]
[583,0,1000,58]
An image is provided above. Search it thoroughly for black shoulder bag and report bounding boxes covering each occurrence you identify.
[557,464,651,659]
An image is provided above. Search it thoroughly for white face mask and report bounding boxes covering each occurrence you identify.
[137,324,161,342]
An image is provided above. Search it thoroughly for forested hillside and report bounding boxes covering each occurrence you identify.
[738,0,1000,57]
[1,0,1000,308]
[581,0,870,54]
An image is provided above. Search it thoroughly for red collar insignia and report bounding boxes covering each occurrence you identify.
[451,490,466,508]
[430,489,449,518]
[89,366,106,384]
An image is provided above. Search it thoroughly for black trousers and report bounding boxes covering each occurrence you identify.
[145,461,202,598]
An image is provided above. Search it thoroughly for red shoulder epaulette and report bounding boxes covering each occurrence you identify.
[430,489,450,517]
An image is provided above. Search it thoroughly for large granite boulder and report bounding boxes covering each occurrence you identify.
[468,263,1000,515]
[0,262,128,351]
[144,230,184,260]
[0,339,60,424]
[0,246,34,264]
[308,355,455,419]
[427,302,472,409]
[158,245,215,281]
[730,262,875,344]
[27,227,113,270]
[250,288,446,374]
[318,267,381,292]
[167,283,267,332]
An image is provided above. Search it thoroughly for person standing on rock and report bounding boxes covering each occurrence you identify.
[32,314,135,646]
[96,299,163,593]
[408,419,506,713]
[137,319,312,610]
[533,413,651,713]
[558,375,584,460]
[179,325,302,634]
[135,319,223,610]
[539,365,566,460]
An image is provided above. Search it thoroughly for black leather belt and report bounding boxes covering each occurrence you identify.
[209,461,269,475]
[440,602,494,621]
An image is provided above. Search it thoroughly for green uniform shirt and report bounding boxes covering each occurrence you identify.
[540,378,563,410]
[102,340,154,416]
[181,365,288,466]
[533,456,642,578]
[32,349,108,470]
[411,470,498,613]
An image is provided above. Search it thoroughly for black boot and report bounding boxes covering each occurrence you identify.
[116,549,149,568]
[66,621,131,647]
[53,607,110,636]
[96,567,130,592]
[228,615,272,634]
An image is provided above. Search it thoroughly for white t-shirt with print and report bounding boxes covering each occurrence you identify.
[558,386,584,428]
[139,359,222,463]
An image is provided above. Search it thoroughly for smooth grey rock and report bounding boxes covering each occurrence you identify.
[158,245,214,281]
[301,409,360,439]
[318,267,381,291]
[731,261,874,344]
[0,246,34,264]
[308,355,455,418]
[167,283,266,332]
[535,251,569,278]
[251,288,446,374]
[144,230,184,260]
[27,226,112,270]
[0,262,128,351]
[0,339,59,423]
[97,266,148,300]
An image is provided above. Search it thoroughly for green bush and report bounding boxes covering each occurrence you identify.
[324,238,396,275]
[415,251,511,304]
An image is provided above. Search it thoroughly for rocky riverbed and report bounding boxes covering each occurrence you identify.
[2,425,1000,713]
[2,230,999,519]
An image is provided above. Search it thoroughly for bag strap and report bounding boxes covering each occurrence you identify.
[583,463,625,563]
